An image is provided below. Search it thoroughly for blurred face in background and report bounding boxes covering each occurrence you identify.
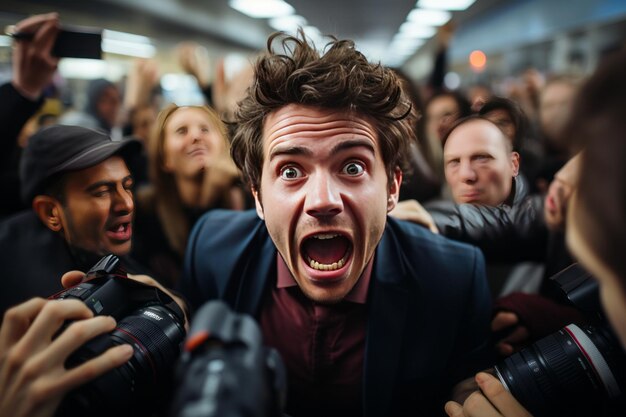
[96,85,122,129]
[444,119,519,206]
[540,81,577,148]
[426,95,459,144]
[162,107,227,179]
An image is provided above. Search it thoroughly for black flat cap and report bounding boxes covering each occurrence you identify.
[20,125,141,203]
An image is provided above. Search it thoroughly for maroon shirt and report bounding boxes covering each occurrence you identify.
[259,254,373,417]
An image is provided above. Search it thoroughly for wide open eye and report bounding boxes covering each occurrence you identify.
[280,166,304,180]
[342,162,365,176]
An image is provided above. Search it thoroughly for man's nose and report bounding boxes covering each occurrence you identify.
[304,174,343,218]
[113,186,134,214]
[459,161,477,183]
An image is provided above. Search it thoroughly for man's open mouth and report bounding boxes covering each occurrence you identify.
[301,233,351,271]
[106,222,132,241]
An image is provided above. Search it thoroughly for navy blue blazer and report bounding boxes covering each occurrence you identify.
[181,209,492,417]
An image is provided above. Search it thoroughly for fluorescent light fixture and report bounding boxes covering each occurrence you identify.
[391,38,426,51]
[102,29,155,58]
[407,8,452,26]
[418,0,476,11]
[269,15,307,32]
[102,39,156,58]
[58,58,108,79]
[398,22,437,38]
[229,0,294,18]
[102,29,151,45]
[0,35,13,47]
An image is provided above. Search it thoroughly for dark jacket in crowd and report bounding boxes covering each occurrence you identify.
[0,83,43,218]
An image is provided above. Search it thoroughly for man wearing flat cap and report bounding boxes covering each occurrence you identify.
[0,125,145,315]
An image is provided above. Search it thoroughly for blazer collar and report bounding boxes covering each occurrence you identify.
[363,219,411,417]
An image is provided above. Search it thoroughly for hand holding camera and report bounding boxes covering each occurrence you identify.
[0,297,133,417]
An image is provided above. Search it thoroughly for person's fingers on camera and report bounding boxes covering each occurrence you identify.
[475,372,532,417]
[501,325,530,346]
[17,300,93,354]
[61,270,86,288]
[39,315,116,366]
[495,341,514,357]
[444,400,467,417]
[0,298,47,352]
[55,343,133,397]
[491,311,519,332]
[462,390,502,417]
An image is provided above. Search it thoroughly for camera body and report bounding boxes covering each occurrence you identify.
[170,300,286,417]
[494,263,626,417]
[51,255,187,417]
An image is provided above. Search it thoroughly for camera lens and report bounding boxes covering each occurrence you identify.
[56,305,186,417]
[494,323,626,417]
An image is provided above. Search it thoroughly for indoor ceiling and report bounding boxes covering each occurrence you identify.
[0,0,503,64]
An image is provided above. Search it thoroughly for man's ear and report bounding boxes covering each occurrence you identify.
[387,167,403,212]
[33,195,63,232]
[511,151,520,177]
[251,186,264,220]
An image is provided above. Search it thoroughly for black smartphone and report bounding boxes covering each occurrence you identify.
[52,25,102,59]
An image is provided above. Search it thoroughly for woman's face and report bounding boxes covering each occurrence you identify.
[567,196,626,349]
[162,107,226,178]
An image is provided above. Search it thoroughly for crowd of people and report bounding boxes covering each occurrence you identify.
[0,11,625,417]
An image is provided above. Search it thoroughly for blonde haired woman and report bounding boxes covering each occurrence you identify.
[133,104,245,286]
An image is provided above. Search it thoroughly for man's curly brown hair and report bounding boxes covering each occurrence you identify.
[230,30,416,192]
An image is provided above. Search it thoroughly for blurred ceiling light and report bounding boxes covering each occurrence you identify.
[0,35,13,47]
[229,0,294,18]
[407,8,452,26]
[418,0,476,11]
[269,15,307,32]
[398,22,437,38]
[469,50,487,71]
[103,29,151,45]
[58,59,108,79]
[102,39,156,58]
[102,29,155,58]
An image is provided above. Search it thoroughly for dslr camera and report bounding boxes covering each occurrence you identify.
[170,300,286,417]
[50,255,187,417]
[493,263,626,417]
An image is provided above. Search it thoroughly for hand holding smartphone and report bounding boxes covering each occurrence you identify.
[6,24,102,59]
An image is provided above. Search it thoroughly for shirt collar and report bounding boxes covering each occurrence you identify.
[276,253,373,304]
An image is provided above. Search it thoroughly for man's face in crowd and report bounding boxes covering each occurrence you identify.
[444,119,519,206]
[540,81,576,146]
[56,156,134,255]
[426,95,459,144]
[255,104,401,304]
[97,85,122,129]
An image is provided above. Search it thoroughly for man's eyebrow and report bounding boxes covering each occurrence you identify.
[330,139,376,156]
[84,175,133,192]
[269,145,314,162]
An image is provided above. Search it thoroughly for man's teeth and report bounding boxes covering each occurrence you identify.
[307,255,347,271]
[313,233,339,240]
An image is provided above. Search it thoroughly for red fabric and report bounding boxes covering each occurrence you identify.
[494,292,590,339]
[258,255,372,417]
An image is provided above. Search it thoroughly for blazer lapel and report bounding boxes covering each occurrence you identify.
[231,221,276,316]
[363,224,410,417]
